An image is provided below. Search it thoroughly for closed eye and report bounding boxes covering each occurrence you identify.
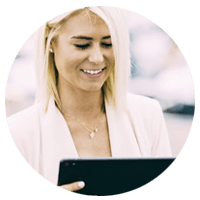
[74,43,112,50]
[75,44,90,49]
[101,43,112,48]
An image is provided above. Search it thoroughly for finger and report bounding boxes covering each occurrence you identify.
[60,181,85,191]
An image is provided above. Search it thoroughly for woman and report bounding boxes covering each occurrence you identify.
[7,6,172,192]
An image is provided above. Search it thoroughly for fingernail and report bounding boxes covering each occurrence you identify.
[78,181,85,188]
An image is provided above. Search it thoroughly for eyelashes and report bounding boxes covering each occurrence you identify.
[102,43,112,47]
[75,44,90,49]
[74,43,112,50]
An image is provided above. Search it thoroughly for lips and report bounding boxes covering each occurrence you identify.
[80,67,106,75]
[81,67,106,78]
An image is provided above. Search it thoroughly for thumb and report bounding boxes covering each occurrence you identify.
[60,181,85,191]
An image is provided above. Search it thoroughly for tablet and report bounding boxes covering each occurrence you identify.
[58,157,175,196]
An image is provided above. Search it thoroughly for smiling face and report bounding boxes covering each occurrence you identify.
[52,10,115,93]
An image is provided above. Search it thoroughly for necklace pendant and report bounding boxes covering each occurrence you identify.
[90,131,95,139]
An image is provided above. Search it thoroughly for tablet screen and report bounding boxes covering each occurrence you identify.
[58,158,175,195]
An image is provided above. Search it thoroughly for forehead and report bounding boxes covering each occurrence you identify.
[59,11,110,37]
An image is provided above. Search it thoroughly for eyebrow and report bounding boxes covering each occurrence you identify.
[71,35,111,40]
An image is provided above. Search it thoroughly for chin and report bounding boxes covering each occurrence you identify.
[83,83,103,93]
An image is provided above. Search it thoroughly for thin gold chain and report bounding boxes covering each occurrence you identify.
[64,113,99,132]
[62,110,105,138]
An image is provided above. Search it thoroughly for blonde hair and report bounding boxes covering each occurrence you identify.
[34,6,130,112]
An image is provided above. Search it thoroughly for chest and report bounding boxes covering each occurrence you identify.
[66,117,112,158]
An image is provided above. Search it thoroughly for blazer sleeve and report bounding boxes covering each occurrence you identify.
[7,103,41,163]
[150,100,172,157]
[7,113,28,160]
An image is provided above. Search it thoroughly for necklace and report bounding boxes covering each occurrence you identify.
[63,111,104,139]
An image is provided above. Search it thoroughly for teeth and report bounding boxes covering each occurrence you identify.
[83,69,103,74]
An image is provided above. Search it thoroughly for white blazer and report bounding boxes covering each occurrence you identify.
[7,93,172,185]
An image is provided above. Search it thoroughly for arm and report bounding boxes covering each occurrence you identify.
[7,114,28,160]
[151,100,172,157]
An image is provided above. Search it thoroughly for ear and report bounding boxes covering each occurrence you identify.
[49,48,54,53]
[49,42,54,53]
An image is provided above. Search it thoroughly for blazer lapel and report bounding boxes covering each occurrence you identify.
[40,98,78,185]
[40,97,142,185]
[105,100,141,158]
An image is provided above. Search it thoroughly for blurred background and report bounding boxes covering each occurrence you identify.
[5,11,194,157]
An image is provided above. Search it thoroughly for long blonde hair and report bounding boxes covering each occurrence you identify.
[34,6,130,112]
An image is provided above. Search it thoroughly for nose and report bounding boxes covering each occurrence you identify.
[88,45,104,64]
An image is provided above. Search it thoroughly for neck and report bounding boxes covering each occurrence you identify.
[58,80,104,120]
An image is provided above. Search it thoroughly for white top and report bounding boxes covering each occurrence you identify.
[7,93,172,185]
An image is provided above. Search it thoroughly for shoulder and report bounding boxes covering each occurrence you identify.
[127,93,161,114]
[7,103,41,138]
[7,103,44,162]
[126,93,172,156]
[126,93,162,125]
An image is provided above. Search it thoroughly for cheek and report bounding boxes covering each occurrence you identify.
[107,49,115,64]
[54,51,80,72]
[107,54,115,68]
[54,43,75,69]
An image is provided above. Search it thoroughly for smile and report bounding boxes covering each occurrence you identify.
[81,67,106,75]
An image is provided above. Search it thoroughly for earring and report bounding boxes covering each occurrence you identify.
[49,48,53,53]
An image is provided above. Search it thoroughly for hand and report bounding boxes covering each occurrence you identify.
[59,181,85,192]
